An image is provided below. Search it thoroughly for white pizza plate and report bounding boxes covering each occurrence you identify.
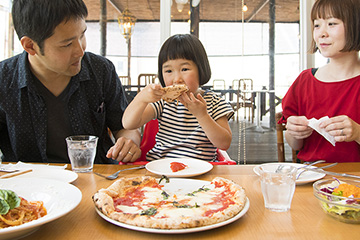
[10,169,78,183]
[95,178,249,234]
[0,178,82,240]
[145,158,213,177]
[253,162,326,185]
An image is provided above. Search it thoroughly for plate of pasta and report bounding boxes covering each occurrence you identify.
[0,178,82,240]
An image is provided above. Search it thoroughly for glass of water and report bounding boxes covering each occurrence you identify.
[66,135,98,173]
[259,164,297,212]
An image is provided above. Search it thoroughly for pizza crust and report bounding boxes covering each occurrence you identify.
[93,176,246,229]
[161,84,189,102]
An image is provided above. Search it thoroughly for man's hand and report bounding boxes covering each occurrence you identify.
[106,129,141,163]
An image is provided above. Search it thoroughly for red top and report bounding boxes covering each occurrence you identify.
[280,69,360,162]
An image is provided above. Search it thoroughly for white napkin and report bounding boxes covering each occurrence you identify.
[1,161,67,171]
[308,116,336,146]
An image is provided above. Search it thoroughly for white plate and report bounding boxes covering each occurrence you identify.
[0,178,82,240]
[95,178,249,234]
[11,169,78,183]
[145,158,213,177]
[253,162,326,185]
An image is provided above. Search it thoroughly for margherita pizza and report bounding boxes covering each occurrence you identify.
[161,84,189,102]
[93,176,246,229]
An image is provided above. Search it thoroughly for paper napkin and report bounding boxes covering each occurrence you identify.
[308,116,336,146]
[1,161,67,171]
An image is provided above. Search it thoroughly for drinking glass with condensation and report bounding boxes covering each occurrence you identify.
[66,135,98,173]
[259,165,297,212]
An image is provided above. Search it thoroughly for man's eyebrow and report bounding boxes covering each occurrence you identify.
[60,27,87,43]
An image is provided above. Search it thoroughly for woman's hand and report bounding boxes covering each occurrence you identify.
[285,116,313,139]
[320,115,360,143]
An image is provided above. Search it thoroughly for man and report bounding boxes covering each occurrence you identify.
[0,0,141,163]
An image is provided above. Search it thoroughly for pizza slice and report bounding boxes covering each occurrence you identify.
[161,84,189,102]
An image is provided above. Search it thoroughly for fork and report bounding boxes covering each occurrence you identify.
[296,162,338,180]
[275,160,324,173]
[93,165,145,180]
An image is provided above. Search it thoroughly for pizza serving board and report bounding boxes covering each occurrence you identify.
[94,178,250,234]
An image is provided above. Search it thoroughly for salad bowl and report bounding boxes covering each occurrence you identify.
[313,179,360,224]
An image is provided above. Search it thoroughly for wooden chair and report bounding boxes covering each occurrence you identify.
[232,79,255,122]
[118,76,130,86]
[212,79,226,90]
[137,73,158,93]
[275,112,299,163]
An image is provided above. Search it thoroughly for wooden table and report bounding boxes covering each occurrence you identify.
[26,163,360,240]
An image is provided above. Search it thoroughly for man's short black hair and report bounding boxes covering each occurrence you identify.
[12,0,88,53]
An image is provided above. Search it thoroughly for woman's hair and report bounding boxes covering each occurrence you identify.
[157,34,211,87]
[12,0,88,54]
[310,0,360,53]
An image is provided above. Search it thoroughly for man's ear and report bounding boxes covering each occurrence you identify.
[20,36,37,55]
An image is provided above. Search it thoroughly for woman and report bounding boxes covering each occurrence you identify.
[280,0,360,162]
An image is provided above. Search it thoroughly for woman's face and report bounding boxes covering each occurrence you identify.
[313,16,346,59]
[162,58,200,93]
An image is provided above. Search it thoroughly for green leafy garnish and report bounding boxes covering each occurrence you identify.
[140,207,157,216]
[159,175,169,184]
[332,191,343,196]
[161,191,169,200]
[0,189,21,215]
[172,201,200,208]
[0,199,10,215]
[186,186,210,196]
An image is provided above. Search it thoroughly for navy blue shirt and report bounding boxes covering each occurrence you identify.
[0,51,128,164]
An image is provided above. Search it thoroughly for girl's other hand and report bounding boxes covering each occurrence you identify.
[285,116,313,139]
[179,92,207,117]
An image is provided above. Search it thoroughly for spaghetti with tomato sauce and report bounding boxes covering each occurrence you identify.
[0,197,47,228]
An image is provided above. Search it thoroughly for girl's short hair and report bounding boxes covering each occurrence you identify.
[157,34,211,87]
[310,0,360,53]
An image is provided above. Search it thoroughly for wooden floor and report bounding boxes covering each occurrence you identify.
[227,117,293,164]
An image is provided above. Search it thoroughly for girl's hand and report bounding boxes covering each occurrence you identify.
[319,115,360,143]
[137,84,164,103]
[178,92,207,118]
[285,116,313,139]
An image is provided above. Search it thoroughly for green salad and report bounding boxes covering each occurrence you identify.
[319,179,360,222]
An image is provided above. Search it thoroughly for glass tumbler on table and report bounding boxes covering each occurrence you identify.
[259,165,297,212]
[66,135,98,173]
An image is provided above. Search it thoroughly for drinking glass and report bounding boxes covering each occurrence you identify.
[66,135,98,173]
[259,165,297,212]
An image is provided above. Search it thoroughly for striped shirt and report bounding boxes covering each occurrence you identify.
[147,91,234,161]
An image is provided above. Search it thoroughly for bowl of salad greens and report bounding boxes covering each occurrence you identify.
[313,178,360,224]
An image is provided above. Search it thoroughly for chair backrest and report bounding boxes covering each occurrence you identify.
[118,76,130,86]
[212,79,226,90]
[275,112,299,163]
[137,74,158,92]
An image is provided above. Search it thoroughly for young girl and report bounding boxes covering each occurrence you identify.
[280,0,360,162]
[122,34,234,161]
